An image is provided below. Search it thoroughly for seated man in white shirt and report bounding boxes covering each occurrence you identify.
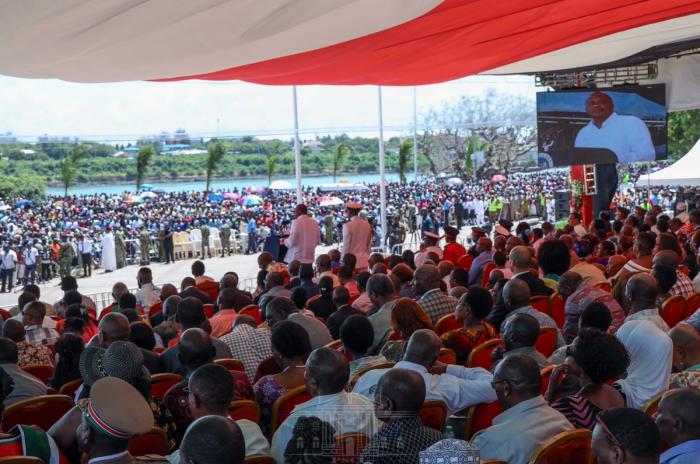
[353,329,496,415]
[270,348,380,463]
[472,354,573,464]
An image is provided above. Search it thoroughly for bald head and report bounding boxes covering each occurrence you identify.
[2,319,25,343]
[98,312,130,346]
[111,282,128,300]
[503,313,540,350]
[658,388,700,443]
[607,255,627,277]
[669,323,700,370]
[626,272,658,310]
[493,354,541,409]
[305,348,350,395]
[332,286,350,307]
[181,416,245,464]
[476,237,492,254]
[414,264,441,295]
[503,278,531,311]
[376,369,426,419]
[403,329,441,368]
[178,328,215,371]
[509,246,532,270]
[160,283,177,301]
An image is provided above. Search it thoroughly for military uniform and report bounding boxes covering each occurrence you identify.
[220,223,231,256]
[115,233,126,269]
[324,213,334,245]
[139,229,151,265]
[58,240,74,278]
[200,224,209,259]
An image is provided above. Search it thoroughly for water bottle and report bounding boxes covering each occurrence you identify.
[443,425,455,439]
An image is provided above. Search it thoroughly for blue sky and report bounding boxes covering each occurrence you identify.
[0,74,536,142]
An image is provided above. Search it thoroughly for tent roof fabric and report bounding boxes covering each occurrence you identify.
[636,138,700,187]
[2,1,700,84]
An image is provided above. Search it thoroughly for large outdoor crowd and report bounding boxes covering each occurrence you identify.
[0,170,698,463]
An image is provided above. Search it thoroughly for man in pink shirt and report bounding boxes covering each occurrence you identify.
[208,288,238,338]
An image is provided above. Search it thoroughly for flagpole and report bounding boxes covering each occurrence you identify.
[292,85,303,205]
[413,86,418,181]
[378,86,387,252]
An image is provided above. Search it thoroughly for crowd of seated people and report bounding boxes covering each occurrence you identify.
[1,203,700,463]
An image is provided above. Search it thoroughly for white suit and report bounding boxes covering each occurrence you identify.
[100,232,117,271]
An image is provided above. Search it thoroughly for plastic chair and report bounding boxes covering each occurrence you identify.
[229,400,260,423]
[438,347,457,365]
[418,400,448,431]
[540,365,555,396]
[685,293,700,320]
[58,378,83,398]
[214,358,245,372]
[197,281,220,304]
[535,327,558,358]
[434,314,462,336]
[457,255,474,272]
[464,401,502,440]
[305,294,321,309]
[642,392,664,417]
[239,305,262,325]
[530,296,550,316]
[466,339,503,371]
[324,340,343,350]
[149,373,182,400]
[2,395,74,432]
[148,301,163,318]
[21,364,54,384]
[527,429,592,464]
[349,362,395,389]
[244,456,275,464]
[334,433,369,464]
[270,385,312,434]
[481,263,497,287]
[128,427,169,456]
[548,293,565,330]
[661,295,686,329]
[0,309,11,321]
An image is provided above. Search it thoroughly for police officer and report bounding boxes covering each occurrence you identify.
[139,227,151,265]
[58,235,74,278]
[200,221,210,259]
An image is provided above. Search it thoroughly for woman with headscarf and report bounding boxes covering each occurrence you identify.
[613,319,672,409]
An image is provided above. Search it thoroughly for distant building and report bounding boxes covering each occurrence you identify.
[303,140,324,153]
[0,132,17,143]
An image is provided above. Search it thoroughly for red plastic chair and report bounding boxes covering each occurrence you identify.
[530,296,550,316]
[214,358,245,372]
[548,293,565,330]
[128,428,169,456]
[434,314,462,336]
[2,395,74,432]
[528,429,592,464]
[535,327,558,358]
[481,263,497,287]
[0,309,10,321]
[418,400,447,431]
[465,401,502,440]
[457,255,474,272]
[334,433,369,464]
[149,373,182,400]
[270,385,312,434]
[239,305,262,325]
[21,364,54,384]
[438,347,457,365]
[196,281,220,304]
[685,293,700,320]
[229,400,260,423]
[660,295,685,329]
[202,304,214,319]
[148,301,163,318]
[467,339,503,371]
[642,392,664,417]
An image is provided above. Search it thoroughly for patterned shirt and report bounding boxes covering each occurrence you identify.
[16,341,53,368]
[417,289,456,325]
[670,271,694,298]
[219,324,273,384]
[24,325,59,347]
[360,417,441,464]
[440,322,497,365]
[670,368,700,389]
[551,394,601,430]
[563,283,625,343]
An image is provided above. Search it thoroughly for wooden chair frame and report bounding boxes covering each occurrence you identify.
[466,339,503,369]
[270,385,310,434]
[229,399,261,423]
[527,428,591,464]
[2,394,74,432]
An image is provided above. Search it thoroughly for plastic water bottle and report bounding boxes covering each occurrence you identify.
[443,425,455,439]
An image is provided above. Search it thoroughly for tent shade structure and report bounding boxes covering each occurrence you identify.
[269,180,293,190]
[636,139,700,187]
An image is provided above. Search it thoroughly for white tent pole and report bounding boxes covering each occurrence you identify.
[378,86,387,252]
[413,86,418,181]
[292,85,303,205]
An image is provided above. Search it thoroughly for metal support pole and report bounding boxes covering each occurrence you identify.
[413,86,418,181]
[378,87,387,252]
[292,86,303,205]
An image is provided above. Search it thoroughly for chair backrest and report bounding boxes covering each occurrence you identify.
[530,296,550,316]
[244,455,276,464]
[642,392,664,417]
[527,429,592,464]
[679,264,690,276]
[548,293,565,330]
[418,400,448,431]
[324,339,343,350]
[229,400,260,423]
[215,358,245,373]
[270,385,312,434]
[334,433,369,464]
[437,347,457,365]
[239,305,262,325]
[434,314,462,336]
[685,293,700,320]
[21,364,54,384]
[465,401,502,440]
[457,255,474,271]
[58,378,83,398]
[0,309,11,321]
[535,327,558,358]
[202,304,214,319]
[305,294,321,309]
[2,395,74,432]
[481,263,497,287]
[128,427,169,456]
[661,295,686,329]
[148,301,163,318]
[540,365,555,396]
[197,281,220,304]
[0,458,45,464]
[149,373,182,400]
[467,339,503,371]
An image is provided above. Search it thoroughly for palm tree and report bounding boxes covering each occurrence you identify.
[205,142,226,193]
[59,145,86,196]
[464,135,484,179]
[332,143,352,183]
[398,140,412,185]
[266,151,277,186]
[135,146,154,191]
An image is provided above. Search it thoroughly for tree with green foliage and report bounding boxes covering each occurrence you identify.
[205,142,226,193]
[464,135,485,179]
[59,145,86,196]
[266,151,277,186]
[668,110,700,160]
[333,143,352,182]
[0,174,45,200]
[398,140,412,185]
[135,146,154,191]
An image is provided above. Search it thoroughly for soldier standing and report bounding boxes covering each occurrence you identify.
[115,231,126,269]
[139,227,151,265]
[324,211,334,245]
[200,222,210,259]
[58,235,74,278]
[219,221,231,256]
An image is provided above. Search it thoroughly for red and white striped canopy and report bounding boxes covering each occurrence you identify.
[1,0,700,84]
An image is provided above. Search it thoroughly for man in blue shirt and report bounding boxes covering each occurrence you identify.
[246,218,257,254]
[656,388,700,464]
